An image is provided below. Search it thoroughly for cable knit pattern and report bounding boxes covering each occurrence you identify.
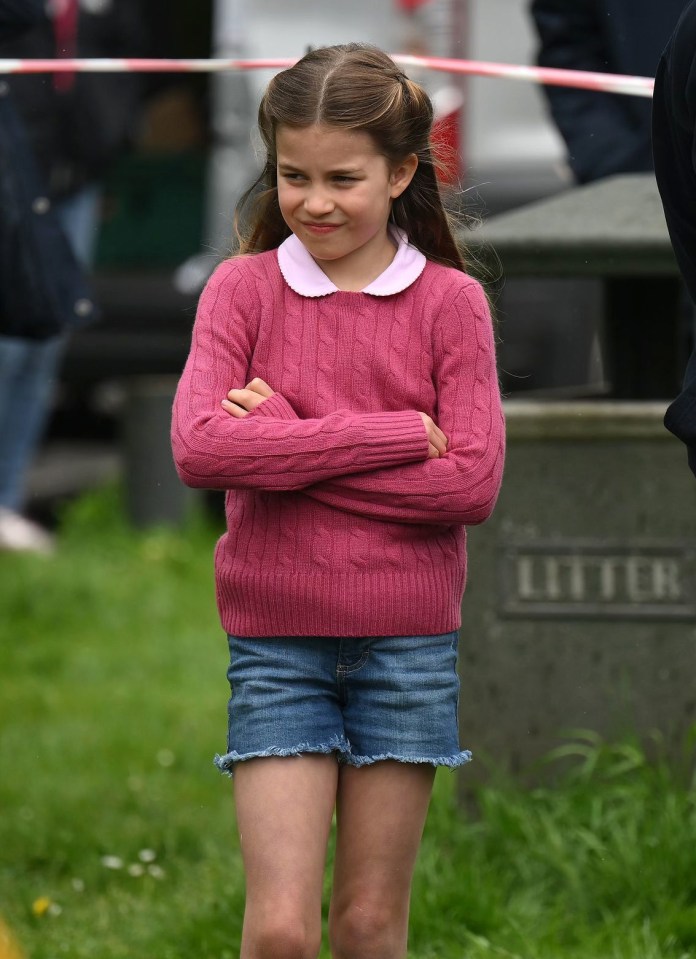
[171,250,505,637]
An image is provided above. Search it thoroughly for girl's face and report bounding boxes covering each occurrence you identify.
[276,124,417,286]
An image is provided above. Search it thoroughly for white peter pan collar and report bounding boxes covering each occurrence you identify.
[277,225,427,298]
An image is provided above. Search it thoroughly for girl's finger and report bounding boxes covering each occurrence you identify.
[227,388,256,410]
[429,427,447,453]
[246,378,275,397]
[222,398,248,417]
[226,387,269,412]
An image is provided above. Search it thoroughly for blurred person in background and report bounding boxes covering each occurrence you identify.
[0,0,52,553]
[0,2,42,44]
[530,0,687,184]
[529,0,691,400]
[0,0,144,553]
[653,0,696,477]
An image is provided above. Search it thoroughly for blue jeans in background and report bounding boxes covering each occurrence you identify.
[0,185,100,511]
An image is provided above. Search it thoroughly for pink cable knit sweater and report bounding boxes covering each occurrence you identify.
[171,245,505,637]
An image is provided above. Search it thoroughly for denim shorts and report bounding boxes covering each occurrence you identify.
[214,631,472,774]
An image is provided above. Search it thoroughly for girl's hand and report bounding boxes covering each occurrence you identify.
[222,378,275,418]
[418,412,448,458]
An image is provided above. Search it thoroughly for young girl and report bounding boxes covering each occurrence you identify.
[172,43,505,959]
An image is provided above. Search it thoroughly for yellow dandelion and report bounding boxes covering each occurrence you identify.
[31,897,52,918]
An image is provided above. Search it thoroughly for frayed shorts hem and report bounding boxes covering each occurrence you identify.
[344,748,472,769]
[214,740,472,776]
[214,734,351,776]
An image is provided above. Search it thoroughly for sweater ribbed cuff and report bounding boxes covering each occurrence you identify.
[249,401,429,472]
[249,392,298,421]
[344,409,430,470]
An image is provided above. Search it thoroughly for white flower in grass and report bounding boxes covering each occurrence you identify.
[100,856,124,870]
[138,848,157,863]
[127,863,145,877]
[147,864,165,879]
[156,749,175,767]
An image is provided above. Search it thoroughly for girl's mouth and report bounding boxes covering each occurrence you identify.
[303,222,341,235]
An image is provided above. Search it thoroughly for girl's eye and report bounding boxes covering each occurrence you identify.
[283,173,305,182]
[334,176,356,184]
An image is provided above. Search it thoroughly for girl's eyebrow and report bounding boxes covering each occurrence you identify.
[277,161,364,176]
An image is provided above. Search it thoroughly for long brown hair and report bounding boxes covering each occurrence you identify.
[234,43,467,271]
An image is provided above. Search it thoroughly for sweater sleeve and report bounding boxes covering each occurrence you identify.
[300,280,506,525]
[653,29,696,306]
[171,261,430,492]
[653,7,696,478]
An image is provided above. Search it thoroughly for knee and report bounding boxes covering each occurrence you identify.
[246,915,321,959]
[330,901,404,959]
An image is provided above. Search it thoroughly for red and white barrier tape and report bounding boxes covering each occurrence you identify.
[396,55,654,98]
[0,55,655,98]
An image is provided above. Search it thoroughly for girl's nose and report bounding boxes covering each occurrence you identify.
[304,187,334,217]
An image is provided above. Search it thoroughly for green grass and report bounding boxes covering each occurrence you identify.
[1,487,695,959]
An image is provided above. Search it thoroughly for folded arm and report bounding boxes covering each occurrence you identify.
[171,262,430,492]
[249,280,505,525]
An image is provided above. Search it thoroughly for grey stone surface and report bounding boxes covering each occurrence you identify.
[28,442,121,502]
[459,400,696,788]
[121,376,196,528]
[463,173,680,276]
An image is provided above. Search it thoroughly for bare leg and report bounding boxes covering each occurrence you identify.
[234,755,339,959]
[328,762,436,959]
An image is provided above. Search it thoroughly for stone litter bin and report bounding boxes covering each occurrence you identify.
[121,376,197,528]
[459,400,696,787]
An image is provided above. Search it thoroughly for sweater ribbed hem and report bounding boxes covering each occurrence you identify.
[215,567,466,638]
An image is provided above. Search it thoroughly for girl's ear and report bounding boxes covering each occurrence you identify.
[389,153,418,198]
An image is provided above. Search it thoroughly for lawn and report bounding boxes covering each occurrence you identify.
[1,487,695,959]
